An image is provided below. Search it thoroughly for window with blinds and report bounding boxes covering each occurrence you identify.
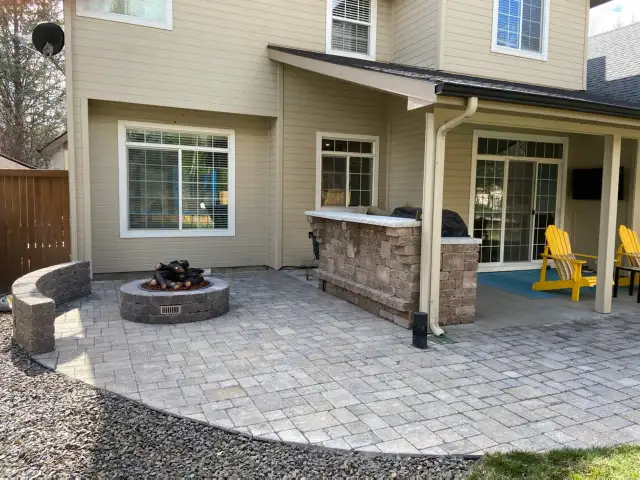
[328,0,375,58]
[119,123,234,238]
[492,0,548,60]
[77,0,172,30]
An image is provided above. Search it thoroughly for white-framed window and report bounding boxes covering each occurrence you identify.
[76,0,173,30]
[491,0,549,61]
[117,121,235,238]
[326,0,377,59]
[316,133,379,210]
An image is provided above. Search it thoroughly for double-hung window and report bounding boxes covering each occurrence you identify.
[76,0,173,30]
[316,133,378,209]
[326,0,377,59]
[118,122,235,238]
[492,0,549,60]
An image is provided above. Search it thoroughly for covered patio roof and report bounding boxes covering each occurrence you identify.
[267,45,640,120]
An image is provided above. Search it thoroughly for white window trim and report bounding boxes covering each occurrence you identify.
[315,132,379,210]
[469,130,569,272]
[117,120,235,239]
[491,0,550,62]
[325,0,377,60]
[76,0,173,30]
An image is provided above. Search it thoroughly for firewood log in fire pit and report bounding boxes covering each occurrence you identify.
[150,260,205,290]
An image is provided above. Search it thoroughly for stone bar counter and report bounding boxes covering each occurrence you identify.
[306,211,481,329]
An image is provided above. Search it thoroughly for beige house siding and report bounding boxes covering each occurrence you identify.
[441,0,587,89]
[392,0,440,68]
[442,124,475,225]
[66,0,393,262]
[387,97,426,209]
[68,0,393,118]
[281,66,390,266]
[87,100,271,273]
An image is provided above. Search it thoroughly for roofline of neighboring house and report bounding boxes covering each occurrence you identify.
[588,21,640,41]
[39,131,68,155]
[436,83,640,120]
[0,153,35,169]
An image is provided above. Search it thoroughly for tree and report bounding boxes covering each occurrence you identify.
[0,0,65,168]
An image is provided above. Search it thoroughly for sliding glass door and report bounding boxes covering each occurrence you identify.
[472,134,565,268]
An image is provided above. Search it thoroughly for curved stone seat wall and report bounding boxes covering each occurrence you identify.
[11,261,91,355]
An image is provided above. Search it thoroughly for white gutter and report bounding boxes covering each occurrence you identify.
[424,97,479,336]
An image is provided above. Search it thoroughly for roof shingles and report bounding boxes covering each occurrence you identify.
[587,22,640,106]
[269,45,640,119]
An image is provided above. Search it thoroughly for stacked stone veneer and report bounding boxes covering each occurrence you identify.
[439,243,480,326]
[312,219,421,329]
[311,218,480,328]
[11,261,92,355]
[119,277,230,324]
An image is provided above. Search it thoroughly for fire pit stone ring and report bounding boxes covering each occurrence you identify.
[119,276,230,324]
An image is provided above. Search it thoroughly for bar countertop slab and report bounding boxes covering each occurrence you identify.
[305,210,420,228]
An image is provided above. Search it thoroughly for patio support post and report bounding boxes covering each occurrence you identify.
[420,98,478,336]
[595,134,622,314]
[628,140,640,233]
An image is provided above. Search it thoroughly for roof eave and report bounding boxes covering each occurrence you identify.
[436,83,640,121]
[268,46,437,105]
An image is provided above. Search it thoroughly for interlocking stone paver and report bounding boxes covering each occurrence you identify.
[394,423,443,449]
[278,428,306,443]
[270,417,295,432]
[46,272,640,455]
[290,411,339,432]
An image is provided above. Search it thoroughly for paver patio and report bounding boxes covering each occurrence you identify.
[32,270,640,455]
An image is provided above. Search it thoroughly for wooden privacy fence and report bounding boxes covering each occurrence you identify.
[0,170,71,293]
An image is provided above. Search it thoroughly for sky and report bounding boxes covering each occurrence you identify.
[589,0,640,36]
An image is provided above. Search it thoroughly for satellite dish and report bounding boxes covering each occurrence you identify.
[32,22,64,58]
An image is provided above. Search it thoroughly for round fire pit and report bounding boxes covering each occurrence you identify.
[119,277,229,324]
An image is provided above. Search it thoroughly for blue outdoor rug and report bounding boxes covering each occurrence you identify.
[477,269,595,299]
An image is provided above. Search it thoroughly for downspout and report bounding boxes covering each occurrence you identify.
[428,97,478,336]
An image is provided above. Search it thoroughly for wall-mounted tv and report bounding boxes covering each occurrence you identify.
[571,168,624,201]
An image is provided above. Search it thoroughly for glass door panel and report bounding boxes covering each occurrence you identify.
[473,160,504,263]
[504,161,535,262]
[532,163,559,261]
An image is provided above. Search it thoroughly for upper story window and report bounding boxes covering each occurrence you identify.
[76,0,173,30]
[492,0,549,61]
[326,0,377,59]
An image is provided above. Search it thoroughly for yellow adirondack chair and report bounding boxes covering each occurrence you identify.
[532,225,598,302]
[617,225,640,269]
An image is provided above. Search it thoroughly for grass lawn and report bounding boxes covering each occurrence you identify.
[468,445,640,480]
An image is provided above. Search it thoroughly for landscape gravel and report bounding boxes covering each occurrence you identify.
[0,313,478,478]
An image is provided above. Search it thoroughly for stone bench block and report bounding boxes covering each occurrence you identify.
[12,261,92,355]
